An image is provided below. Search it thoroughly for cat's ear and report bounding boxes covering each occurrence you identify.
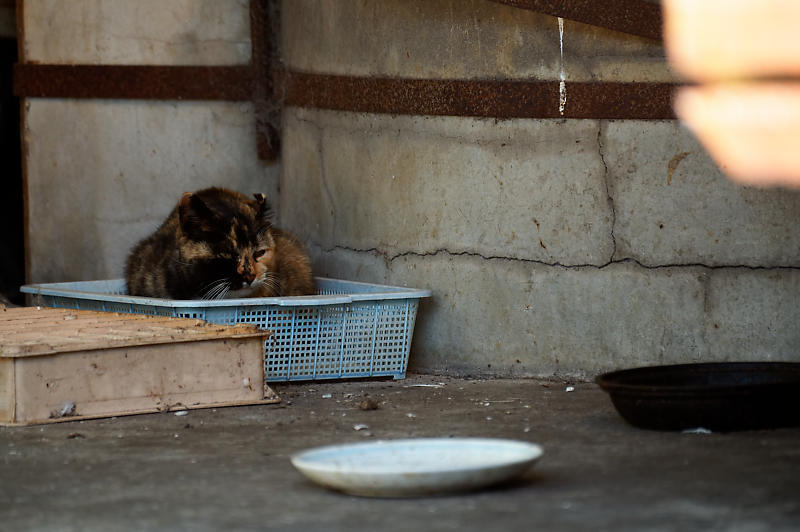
[179,192,219,239]
[253,193,274,221]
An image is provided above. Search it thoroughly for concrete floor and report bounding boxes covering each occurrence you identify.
[2,374,799,531]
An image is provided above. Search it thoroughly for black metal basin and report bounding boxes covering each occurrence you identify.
[596,362,800,431]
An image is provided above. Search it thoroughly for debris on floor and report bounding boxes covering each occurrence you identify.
[357,398,380,411]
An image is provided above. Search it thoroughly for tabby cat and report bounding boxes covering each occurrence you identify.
[125,187,314,300]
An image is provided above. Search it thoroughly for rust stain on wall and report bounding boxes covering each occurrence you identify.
[667,151,692,185]
[487,0,663,41]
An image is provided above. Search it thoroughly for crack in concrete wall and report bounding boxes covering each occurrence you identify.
[313,243,800,272]
[314,127,338,241]
[289,110,800,271]
[597,121,617,262]
[290,109,800,272]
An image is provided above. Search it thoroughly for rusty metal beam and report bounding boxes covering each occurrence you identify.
[13,63,677,120]
[249,0,280,160]
[12,0,672,166]
[279,71,677,120]
[487,0,663,41]
[13,64,253,100]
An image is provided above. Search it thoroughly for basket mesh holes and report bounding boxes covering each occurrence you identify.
[37,282,418,382]
[239,309,269,328]
[130,305,157,316]
[174,312,205,319]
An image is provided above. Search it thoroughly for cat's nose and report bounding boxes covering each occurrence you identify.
[237,257,256,282]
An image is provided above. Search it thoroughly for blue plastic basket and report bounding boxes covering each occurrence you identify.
[21,278,431,382]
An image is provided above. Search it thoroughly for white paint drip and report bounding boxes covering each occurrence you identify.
[558,17,567,116]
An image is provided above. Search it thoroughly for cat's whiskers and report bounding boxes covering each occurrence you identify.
[254,271,281,296]
[213,285,230,300]
[215,284,230,300]
[215,282,232,300]
[198,278,231,300]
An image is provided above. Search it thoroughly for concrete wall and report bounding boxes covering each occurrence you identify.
[21,0,277,283]
[280,0,800,378]
[21,0,251,65]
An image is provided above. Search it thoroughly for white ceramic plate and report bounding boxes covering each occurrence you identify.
[290,438,543,497]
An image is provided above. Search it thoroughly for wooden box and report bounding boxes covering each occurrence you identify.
[0,307,278,425]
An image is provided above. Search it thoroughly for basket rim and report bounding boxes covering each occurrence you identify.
[20,277,432,308]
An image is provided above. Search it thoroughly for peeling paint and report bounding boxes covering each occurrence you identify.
[558,17,567,116]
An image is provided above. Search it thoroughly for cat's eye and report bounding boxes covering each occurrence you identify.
[220,252,233,260]
[253,250,265,259]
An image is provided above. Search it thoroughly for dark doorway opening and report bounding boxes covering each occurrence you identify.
[0,37,24,305]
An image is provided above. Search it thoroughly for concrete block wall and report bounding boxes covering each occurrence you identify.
[21,0,277,283]
[279,0,800,378]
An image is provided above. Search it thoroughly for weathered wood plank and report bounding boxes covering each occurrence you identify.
[0,358,14,422]
[1,308,268,358]
[12,339,267,424]
[0,308,277,425]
